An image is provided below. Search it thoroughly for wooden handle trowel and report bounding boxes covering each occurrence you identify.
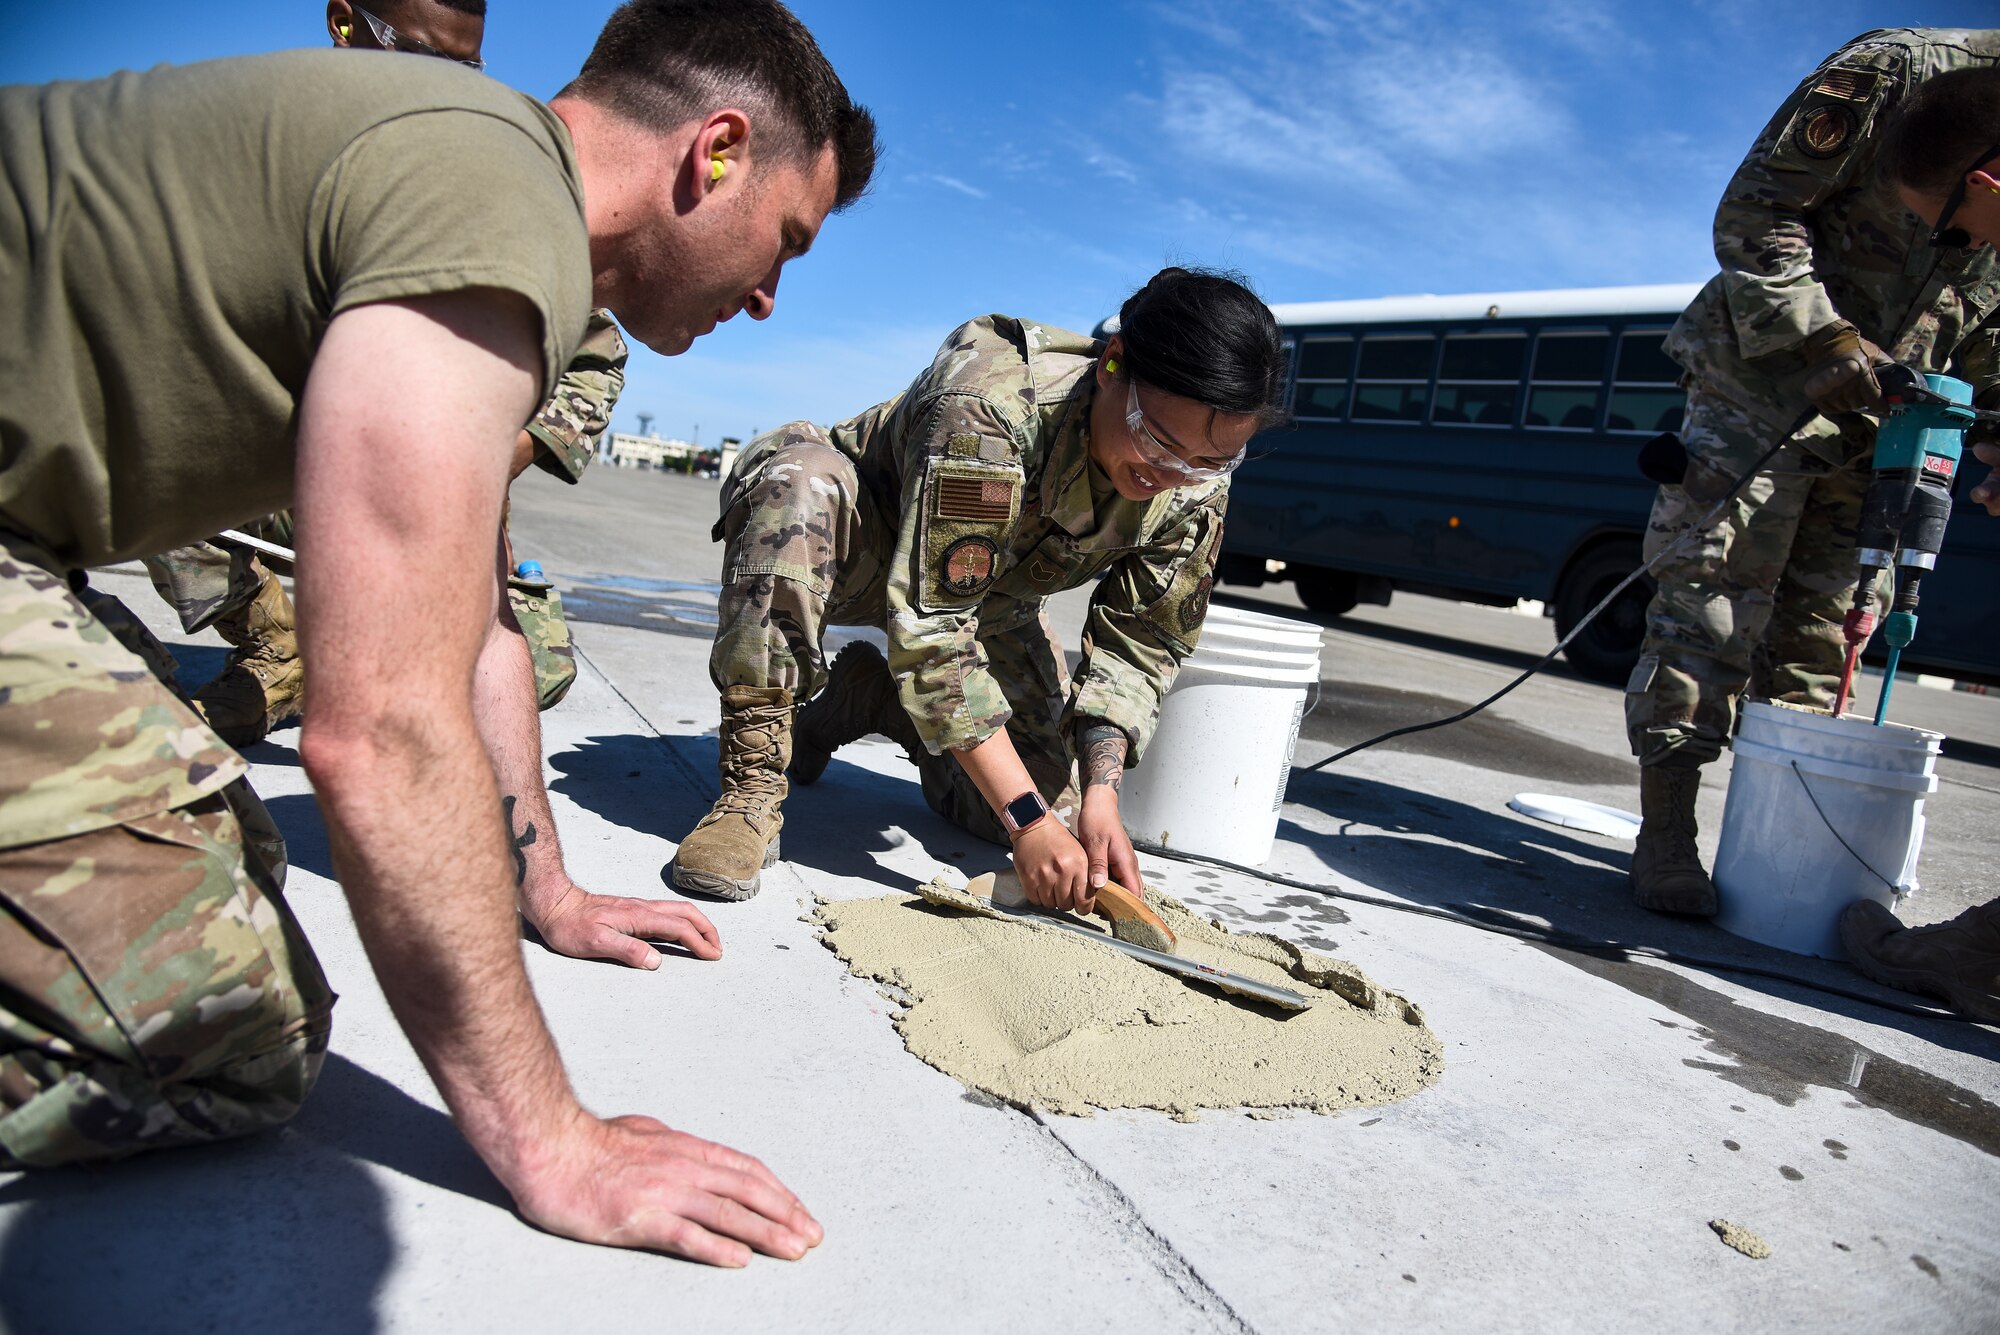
[979,870,1177,953]
[936,871,1309,1011]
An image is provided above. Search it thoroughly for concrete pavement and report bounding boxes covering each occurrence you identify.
[1,465,1994,1333]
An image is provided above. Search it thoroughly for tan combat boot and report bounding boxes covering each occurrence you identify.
[1629,765,1718,916]
[671,685,794,900]
[790,641,916,784]
[194,564,305,748]
[1839,899,2000,1023]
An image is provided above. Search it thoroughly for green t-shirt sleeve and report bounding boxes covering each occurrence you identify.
[311,107,591,401]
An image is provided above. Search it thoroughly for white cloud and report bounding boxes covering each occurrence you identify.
[1349,47,1571,162]
[1150,70,1408,193]
[916,172,989,200]
[1139,0,1577,215]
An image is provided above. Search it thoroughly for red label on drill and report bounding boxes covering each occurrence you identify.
[1922,454,1955,479]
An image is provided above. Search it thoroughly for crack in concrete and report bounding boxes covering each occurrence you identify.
[1027,1110,1261,1335]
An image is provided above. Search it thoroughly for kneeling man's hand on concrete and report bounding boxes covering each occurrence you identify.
[528,879,723,969]
[512,1112,824,1267]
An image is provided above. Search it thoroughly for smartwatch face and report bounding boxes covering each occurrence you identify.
[1005,792,1047,831]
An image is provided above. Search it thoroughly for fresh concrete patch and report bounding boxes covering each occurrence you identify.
[814,886,1442,1121]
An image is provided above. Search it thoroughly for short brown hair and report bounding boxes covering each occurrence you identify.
[560,0,878,211]
[1882,67,2000,195]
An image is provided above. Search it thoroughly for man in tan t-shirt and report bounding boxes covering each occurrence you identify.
[0,0,877,1269]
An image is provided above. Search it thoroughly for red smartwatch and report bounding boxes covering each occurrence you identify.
[999,790,1050,838]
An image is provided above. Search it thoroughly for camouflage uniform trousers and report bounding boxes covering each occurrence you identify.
[711,436,1075,846]
[141,512,298,635]
[0,533,334,1168]
[1625,380,1884,768]
[142,511,578,710]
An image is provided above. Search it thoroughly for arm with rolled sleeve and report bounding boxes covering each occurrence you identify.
[526,308,629,462]
[881,392,1021,754]
[1066,496,1226,765]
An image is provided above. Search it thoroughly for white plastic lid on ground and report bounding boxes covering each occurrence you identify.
[1507,793,1642,841]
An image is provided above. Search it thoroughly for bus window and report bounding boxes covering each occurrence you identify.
[1606,328,1684,433]
[1526,329,1609,429]
[1352,333,1436,423]
[1293,336,1353,420]
[1432,331,1526,427]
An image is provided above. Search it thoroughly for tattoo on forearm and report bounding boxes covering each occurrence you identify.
[1077,722,1128,794]
[502,794,538,887]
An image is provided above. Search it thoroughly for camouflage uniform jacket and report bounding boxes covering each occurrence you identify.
[526,308,627,482]
[825,315,1227,762]
[1670,27,2000,430]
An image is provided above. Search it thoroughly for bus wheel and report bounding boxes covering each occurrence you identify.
[1555,544,1653,685]
[1295,567,1360,617]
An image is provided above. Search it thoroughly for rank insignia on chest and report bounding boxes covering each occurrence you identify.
[1179,575,1214,635]
[941,535,1000,597]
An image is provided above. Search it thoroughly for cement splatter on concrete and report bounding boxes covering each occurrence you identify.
[1708,1219,1772,1259]
[813,882,1443,1121]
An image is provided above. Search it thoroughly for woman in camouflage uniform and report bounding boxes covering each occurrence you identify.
[673,268,1286,909]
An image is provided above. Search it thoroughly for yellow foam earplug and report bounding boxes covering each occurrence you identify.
[710,157,726,182]
[335,18,351,37]
[1106,358,1120,374]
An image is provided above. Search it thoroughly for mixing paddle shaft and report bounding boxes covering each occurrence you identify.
[1832,606,1874,719]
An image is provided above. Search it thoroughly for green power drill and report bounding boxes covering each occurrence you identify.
[1832,367,1984,724]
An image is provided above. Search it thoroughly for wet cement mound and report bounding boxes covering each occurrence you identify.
[814,886,1443,1121]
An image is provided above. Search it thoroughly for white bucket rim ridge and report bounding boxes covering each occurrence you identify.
[1199,622,1325,650]
[1730,737,1940,795]
[1739,700,1942,751]
[1187,643,1324,669]
[1177,659,1321,686]
[1203,605,1322,633]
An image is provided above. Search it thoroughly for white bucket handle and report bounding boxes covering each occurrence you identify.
[1788,760,1910,895]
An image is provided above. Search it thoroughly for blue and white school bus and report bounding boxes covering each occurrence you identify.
[1212,284,2000,686]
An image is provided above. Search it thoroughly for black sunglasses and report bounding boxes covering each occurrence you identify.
[1928,142,2000,249]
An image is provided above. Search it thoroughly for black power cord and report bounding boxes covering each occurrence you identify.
[1303,411,1814,771]
[1133,839,1980,1025]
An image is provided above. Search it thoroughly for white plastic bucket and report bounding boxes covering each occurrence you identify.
[1712,701,1941,959]
[1118,608,1322,865]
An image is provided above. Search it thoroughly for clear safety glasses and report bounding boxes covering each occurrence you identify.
[1124,378,1244,484]
[355,5,486,71]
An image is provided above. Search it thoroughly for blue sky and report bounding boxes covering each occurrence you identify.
[6,4,1993,444]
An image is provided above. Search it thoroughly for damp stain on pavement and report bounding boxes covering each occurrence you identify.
[1532,943,2000,1158]
[558,572,721,637]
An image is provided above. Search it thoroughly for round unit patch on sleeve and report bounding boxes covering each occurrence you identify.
[1795,104,1856,159]
[1179,575,1214,635]
[941,534,1001,597]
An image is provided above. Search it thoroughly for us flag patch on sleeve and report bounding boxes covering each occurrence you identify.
[936,475,1016,521]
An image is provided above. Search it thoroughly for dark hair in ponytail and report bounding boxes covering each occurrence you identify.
[1116,267,1288,428]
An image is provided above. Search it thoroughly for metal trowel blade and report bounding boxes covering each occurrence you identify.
[956,874,1310,1012]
